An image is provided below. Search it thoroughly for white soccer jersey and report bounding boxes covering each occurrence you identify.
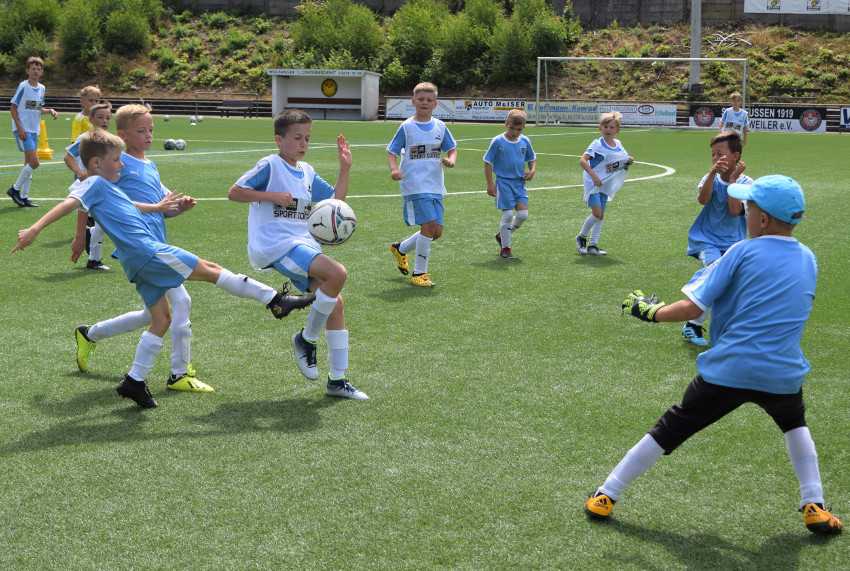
[582,137,631,203]
[720,108,749,133]
[10,80,45,134]
[387,117,456,198]
[235,153,335,270]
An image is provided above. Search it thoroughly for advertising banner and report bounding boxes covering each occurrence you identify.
[840,107,850,129]
[600,103,677,126]
[526,101,599,123]
[688,104,828,132]
[744,0,850,14]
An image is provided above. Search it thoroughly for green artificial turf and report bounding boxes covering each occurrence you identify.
[0,116,847,569]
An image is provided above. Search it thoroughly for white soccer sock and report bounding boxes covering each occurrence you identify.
[580,214,597,237]
[690,311,709,327]
[589,218,604,245]
[325,329,349,379]
[215,268,276,305]
[399,231,420,255]
[499,211,514,247]
[413,234,433,275]
[511,209,529,232]
[785,426,825,507]
[167,286,192,375]
[87,309,152,342]
[303,288,337,342]
[128,331,164,382]
[89,224,104,261]
[15,164,34,197]
[598,434,665,502]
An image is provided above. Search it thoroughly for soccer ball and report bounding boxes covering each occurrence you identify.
[163,139,176,150]
[175,139,186,151]
[197,116,204,123]
[189,116,196,125]
[307,199,356,246]
[163,115,170,122]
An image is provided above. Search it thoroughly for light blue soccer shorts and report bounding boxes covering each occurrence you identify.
[586,192,609,211]
[271,243,322,293]
[13,131,38,152]
[133,245,199,308]
[495,177,529,211]
[693,247,724,267]
[403,196,443,227]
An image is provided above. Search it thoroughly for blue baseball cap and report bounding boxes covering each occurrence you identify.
[728,174,805,224]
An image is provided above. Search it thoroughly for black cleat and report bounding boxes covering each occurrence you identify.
[267,283,315,319]
[116,375,158,408]
[86,259,110,270]
[7,186,24,206]
[22,198,38,207]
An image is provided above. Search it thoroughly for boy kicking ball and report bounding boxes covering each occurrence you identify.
[586,175,841,535]
[13,130,313,409]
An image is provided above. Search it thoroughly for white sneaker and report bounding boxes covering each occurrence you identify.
[292,330,318,380]
[326,378,369,400]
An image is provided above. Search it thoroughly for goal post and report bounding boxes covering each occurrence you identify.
[533,56,749,126]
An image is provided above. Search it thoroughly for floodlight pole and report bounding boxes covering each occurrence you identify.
[690,0,701,88]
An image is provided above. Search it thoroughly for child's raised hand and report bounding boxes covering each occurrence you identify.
[734,160,746,175]
[178,195,197,212]
[337,135,351,168]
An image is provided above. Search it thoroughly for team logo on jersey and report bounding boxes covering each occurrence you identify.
[694,106,716,128]
[273,197,310,219]
[799,109,822,131]
[605,160,630,174]
[321,79,338,97]
[409,145,442,160]
[25,100,40,110]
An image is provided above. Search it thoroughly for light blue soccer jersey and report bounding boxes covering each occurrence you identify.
[682,236,817,394]
[69,176,163,282]
[119,153,169,243]
[687,173,752,258]
[483,134,535,179]
[65,135,84,170]
[11,80,45,134]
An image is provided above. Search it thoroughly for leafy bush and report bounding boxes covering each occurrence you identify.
[104,11,151,56]
[218,29,253,55]
[180,38,202,58]
[59,0,104,67]
[203,11,230,29]
[13,0,61,37]
[656,44,672,57]
[382,0,449,90]
[293,0,382,67]
[13,29,55,69]
[820,72,837,89]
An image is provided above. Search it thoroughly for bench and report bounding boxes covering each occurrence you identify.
[768,88,821,103]
[286,97,362,119]
[217,98,255,118]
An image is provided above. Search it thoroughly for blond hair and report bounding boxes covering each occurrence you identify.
[599,111,622,128]
[26,56,44,69]
[89,101,112,120]
[80,85,101,99]
[413,82,438,98]
[730,91,742,101]
[114,104,150,131]
[79,130,124,170]
[506,109,527,126]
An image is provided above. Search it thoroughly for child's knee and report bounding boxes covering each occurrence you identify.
[515,209,529,222]
[432,226,443,240]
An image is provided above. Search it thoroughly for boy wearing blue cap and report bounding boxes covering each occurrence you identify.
[585,175,842,535]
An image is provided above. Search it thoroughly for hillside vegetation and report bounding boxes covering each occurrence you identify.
[0,0,848,103]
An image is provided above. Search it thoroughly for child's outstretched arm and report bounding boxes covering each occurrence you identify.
[333,134,351,201]
[134,192,181,214]
[12,197,82,253]
[64,152,87,181]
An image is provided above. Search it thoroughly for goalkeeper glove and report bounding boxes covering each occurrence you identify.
[622,290,666,322]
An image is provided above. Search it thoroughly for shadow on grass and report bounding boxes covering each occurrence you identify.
[36,267,110,282]
[470,257,525,270]
[572,254,625,267]
[367,278,440,301]
[1,393,338,455]
[591,518,822,570]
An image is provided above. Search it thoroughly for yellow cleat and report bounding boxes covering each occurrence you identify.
[390,242,409,275]
[800,503,842,534]
[167,365,214,392]
[75,325,96,372]
[585,492,615,520]
[410,273,435,287]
